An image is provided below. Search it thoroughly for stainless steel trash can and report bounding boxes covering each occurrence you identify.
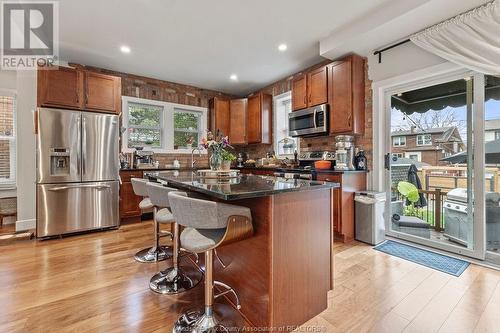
[355,191,386,245]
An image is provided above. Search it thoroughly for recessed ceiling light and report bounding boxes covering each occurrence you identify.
[120,45,131,54]
[230,74,238,81]
[278,44,287,52]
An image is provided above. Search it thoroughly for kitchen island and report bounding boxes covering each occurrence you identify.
[146,170,339,330]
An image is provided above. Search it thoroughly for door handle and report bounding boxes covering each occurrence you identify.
[48,184,111,191]
[303,95,306,105]
[384,153,391,170]
[82,117,86,176]
[313,109,317,128]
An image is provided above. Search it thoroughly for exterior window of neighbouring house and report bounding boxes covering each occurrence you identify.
[393,136,406,147]
[392,153,403,158]
[495,130,500,140]
[416,134,432,146]
[0,93,16,189]
[122,96,207,153]
[408,154,420,161]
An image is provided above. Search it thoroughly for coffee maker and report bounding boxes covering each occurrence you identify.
[133,148,155,169]
[334,135,355,170]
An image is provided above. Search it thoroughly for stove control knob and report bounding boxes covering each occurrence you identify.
[447,204,451,208]
[300,154,306,159]
[456,206,460,210]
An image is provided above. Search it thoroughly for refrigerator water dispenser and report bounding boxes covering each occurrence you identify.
[50,148,71,176]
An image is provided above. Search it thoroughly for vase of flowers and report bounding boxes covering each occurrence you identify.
[201,130,232,171]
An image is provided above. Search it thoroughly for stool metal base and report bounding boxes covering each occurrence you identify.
[150,266,202,294]
[173,309,228,333]
[134,246,172,263]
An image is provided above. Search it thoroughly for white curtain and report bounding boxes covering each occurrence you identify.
[410,0,500,75]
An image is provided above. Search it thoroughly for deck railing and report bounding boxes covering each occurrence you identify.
[392,188,448,231]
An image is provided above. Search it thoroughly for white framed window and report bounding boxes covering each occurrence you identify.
[405,152,421,162]
[122,96,207,154]
[0,90,16,189]
[495,130,500,140]
[392,136,406,147]
[273,91,299,158]
[173,107,202,150]
[416,134,432,146]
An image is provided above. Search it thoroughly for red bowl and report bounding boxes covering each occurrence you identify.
[314,160,332,170]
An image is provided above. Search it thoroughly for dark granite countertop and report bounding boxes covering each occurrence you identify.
[235,166,369,174]
[120,167,184,172]
[145,170,339,201]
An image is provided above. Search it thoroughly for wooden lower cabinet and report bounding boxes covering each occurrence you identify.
[316,172,366,243]
[119,170,144,223]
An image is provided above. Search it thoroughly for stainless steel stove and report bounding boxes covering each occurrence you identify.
[273,151,335,180]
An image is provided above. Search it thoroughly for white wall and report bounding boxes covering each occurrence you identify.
[15,70,37,231]
[368,42,446,83]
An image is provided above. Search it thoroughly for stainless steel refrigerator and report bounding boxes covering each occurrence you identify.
[36,107,120,238]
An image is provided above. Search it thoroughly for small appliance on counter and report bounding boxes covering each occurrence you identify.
[133,148,155,169]
[354,149,368,171]
[334,135,355,170]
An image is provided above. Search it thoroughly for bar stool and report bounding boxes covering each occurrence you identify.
[168,191,254,333]
[146,182,203,294]
[131,178,172,263]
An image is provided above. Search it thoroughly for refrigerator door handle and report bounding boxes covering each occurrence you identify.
[48,184,111,191]
[76,115,81,176]
[81,116,86,177]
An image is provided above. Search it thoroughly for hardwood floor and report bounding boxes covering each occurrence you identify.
[297,241,500,333]
[0,222,245,332]
[2,223,500,332]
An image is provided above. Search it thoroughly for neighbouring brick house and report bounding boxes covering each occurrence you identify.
[485,119,500,142]
[391,126,465,166]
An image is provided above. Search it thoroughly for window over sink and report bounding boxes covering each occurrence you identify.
[122,96,207,153]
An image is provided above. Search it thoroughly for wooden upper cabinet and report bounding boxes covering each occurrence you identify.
[291,74,308,111]
[37,67,83,109]
[209,97,230,136]
[229,98,247,145]
[308,66,328,107]
[247,93,272,144]
[84,72,121,113]
[329,55,365,135]
[37,66,121,113]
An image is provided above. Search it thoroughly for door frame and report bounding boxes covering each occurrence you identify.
[372,62,486,260]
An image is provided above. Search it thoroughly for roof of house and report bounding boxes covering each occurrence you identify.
[485,119,500,131]
[391,127,453,136]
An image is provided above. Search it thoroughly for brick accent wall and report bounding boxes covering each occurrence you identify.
[79,65,235,168]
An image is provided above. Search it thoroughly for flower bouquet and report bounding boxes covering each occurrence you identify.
[201,130,232,170]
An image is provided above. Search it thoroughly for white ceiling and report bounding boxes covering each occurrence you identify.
[58,0,491,96]
[58,0,389,96]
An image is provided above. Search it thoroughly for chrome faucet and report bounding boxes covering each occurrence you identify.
[191,147,202,169]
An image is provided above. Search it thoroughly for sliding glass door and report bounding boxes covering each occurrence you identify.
[485,75,500,263]
[385,70,486,259]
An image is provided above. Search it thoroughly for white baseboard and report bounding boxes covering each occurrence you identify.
[16,218,35,232]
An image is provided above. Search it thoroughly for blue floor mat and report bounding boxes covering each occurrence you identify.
[374,240,470,276]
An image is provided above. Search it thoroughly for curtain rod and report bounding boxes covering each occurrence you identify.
[373,39,411,64]
[372,0,495,64]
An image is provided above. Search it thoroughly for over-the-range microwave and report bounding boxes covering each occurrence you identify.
[288,104,329,137]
